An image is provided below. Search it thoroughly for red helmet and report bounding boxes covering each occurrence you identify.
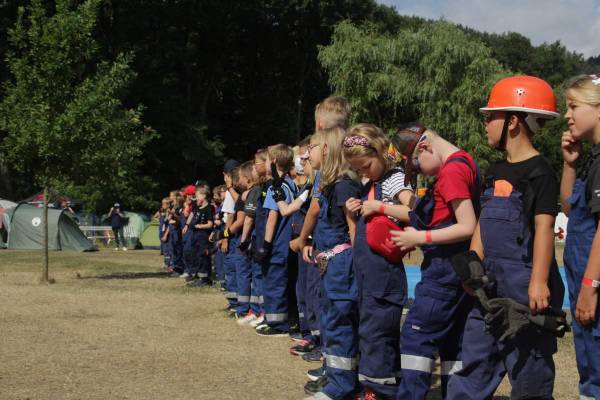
[481,76,559,132]
[182,185,196,196]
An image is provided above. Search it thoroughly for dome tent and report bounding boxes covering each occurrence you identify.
[5,204,95,251]
[140,221,161,249]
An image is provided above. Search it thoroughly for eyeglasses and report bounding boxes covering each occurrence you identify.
[306,143,320,152]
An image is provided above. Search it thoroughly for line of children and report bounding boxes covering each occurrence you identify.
[153,80,596,399]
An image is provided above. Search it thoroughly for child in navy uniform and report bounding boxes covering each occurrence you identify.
[389,124,479,400]
[447,76,564,400]
[185,187,214,287]
[303,127,361,400]
[560,74,600,400]
[255,144,298,337]
[344,124,413,399]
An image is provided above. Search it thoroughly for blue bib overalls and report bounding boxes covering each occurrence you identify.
[159,214,169,265]
[167,220,183,273]
[564,179,600,399]
[183,210,210,278]
[354,181,407,398]
[397,195,473,400]
[291,198,314,340]
[260,177,296,331]
[447,182,565,400]
[315,181,359,400]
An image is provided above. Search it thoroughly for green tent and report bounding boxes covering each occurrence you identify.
[6,204,95,251]
[102,211,150,248]
[140,221,161,249]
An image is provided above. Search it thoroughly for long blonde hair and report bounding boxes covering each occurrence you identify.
[343,123,395,172]
[566,74,600,106]
[312,127,356,190]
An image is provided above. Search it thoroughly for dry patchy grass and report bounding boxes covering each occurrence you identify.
[0,249,577,399]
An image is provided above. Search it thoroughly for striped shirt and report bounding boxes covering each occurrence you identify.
[382,167,412,202]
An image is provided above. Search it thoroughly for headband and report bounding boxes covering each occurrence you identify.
[343,135,375,150]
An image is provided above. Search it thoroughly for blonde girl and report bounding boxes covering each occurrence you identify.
[560,74,600,400]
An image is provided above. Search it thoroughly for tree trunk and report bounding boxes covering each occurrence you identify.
[41,186,49,283]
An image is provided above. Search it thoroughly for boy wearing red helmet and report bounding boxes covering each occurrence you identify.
[447,76,565,399]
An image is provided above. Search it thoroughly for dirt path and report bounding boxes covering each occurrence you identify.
[0,250,578,399]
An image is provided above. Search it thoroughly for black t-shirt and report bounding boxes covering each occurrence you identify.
[586,143,600,217]
[110,210,123,228]
[486,155,559,216]
[244,186,262,218]
[193,205,213,231]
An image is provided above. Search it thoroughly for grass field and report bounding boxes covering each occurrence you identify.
[0,249,577,399]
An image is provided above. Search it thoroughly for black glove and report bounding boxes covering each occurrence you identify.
[237,239,251,253]
[451,251,493,291]
[484,298,531,342]
[271,162,283,190]
[253,241,273,263]
[272,187,287,202]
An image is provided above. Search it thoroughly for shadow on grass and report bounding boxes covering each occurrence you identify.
[78,271,171,280]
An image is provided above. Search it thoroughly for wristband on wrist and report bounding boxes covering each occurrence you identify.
[582,277,600,288]
[379,202,386,215]
[299,190,309,202]
[425,230,433,244]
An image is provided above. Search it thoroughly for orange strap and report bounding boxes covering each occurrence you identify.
[368,183,375,201]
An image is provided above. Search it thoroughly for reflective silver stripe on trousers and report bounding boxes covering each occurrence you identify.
[237,295,250,302]
[258,296,264,304]
[325,354,358,370]
[249,296,260,303]
[311,330,321,336]
[440,360,463,376]
[401,354,435,373]
[299,312,305,318]
[358,374,397,385]
[225,292,237,299]
[266,313,288,322]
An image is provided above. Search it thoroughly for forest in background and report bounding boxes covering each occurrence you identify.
[1,0,598,212]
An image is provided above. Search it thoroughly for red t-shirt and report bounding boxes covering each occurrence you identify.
[430,150,478,227]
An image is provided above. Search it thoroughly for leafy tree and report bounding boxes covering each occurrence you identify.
[319,20,508,170]
[0,0,155,212]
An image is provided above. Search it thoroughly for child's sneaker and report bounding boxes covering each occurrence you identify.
[302,349,323,363]
[289,331,304,342]
[122,247,127,251]
[290,339,317,356]
[249,313,265,327]
[180,272,190,280]
[306,365,326,381]
[236,312,257,326]
[256,325,289,337]
[304,376,328,395]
